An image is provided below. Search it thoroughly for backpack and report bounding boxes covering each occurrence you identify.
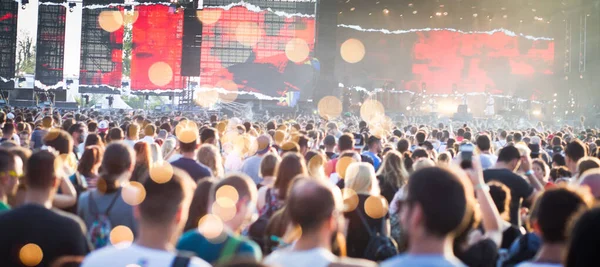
[87,190,121,249]
[248,189,278,254]
[356,208,398,262]
[215,236,243,265]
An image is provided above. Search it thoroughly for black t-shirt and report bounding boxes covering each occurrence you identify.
[501,224,522,250]
[377,175,399,205]
[483,169,534,226]
[0,204,91,266]
[325,152,338,161]
[457,238,498,267]
[343,194,388,259]
[171,158,212,182]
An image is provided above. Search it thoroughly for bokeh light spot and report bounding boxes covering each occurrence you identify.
[98,11,123,33]
[194,90,220,108]
[212,198,237,222]
[336,156,357,179]
[19,243,43,267]
[121,10,139,24]
[341,38,366,63]
[198,214,225,242]
[110,225,134,246]
[360,99,385,124]
[216,185,239,203]
[215,80,239,103]
[364,195,389,219]
[121,181,146,206]
[196,9,222,25]
[149,161,174,184]
[317,96,343,119]
[148,62,173,87]
[341,188,359,212]
[175,120,199,143]
[235,22,263,47]
[285,38,310,63]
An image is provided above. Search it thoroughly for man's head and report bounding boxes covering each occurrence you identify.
[0,149,21,198]
[2,123,15,137]
[532,186,593,244]
[565,140,587,173]
[497,145,522,171]
[200,127,218,145]
[108,127,124,143]
[499,130,508,140]
[337,133,355,152]
[41,116,53,129]
[323,135,336,150]
[415,131,426,145]
[43,129,74,155]
[68,122,88,145]
[287,177,341,240]
[401,167,472,241]
[367,135,382,153]
[26,150,61,192]
[397,138,410,153]
[136,168,195,238]
[514,132,523,143]
[476,134,492,152]
[209,173,258,231]
[127,123,140,140]
[144,124,156,138]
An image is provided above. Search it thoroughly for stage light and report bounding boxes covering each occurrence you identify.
[408,3,413,7]
[383,9,389,14]
[369,13,372,16]
[350,7,355,11]
[435,12,442,16]
[503,14,508,19]
[68,2,76,12]
[412,10,417,14]
[443,12,448,16]
[532,110,541,116]
[473,13,478,17]
[406,106,411,111]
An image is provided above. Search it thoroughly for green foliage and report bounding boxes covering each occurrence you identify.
[16,30,36,75]
[122,24,133,78]
[121,95,145,109]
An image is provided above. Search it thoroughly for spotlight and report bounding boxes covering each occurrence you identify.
[473,13,478,17]
[412,10,417,14]
[68,2,76,12]
[443,12,448,16]
[406,106,411,111]
[435,12,442,16]
[383,9,389,14]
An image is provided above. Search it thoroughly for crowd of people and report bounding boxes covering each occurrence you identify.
[0,105,599,267]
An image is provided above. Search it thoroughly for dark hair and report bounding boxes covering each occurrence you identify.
[84,133,104,148]
[200,127,217,144]
[2,123,14,135]
[514,132,523,143]
[338,133,354,152]
[107,127,124,143]
[565,140,587,164]
[98,142,134,193]
[43,129,74,155]
[26,150,57,190]
[287,178,336,232]
[77,146,103,177]
[260,153,280,177]
[463,132,472,142]
[535,187,592,243]
[131,142,151,183]
[411,148,429,160]
[0,149,16,174]
[397,138,410,153]
[476,134,492,151]
[565,208,600,267]
[415,131,426,144]
[324,135,336,147]
[497,145,521,163]
[298,135,309,149]
[405,167,470,237]
[553,154,566,166]
[140,168,194,225]
[211,173,256,206]
[87,121,98,132]
[274,152,307,201]
[488,181,511,219]
[183,178,217,232]
[550,167,572,182]
[576,157,600,177]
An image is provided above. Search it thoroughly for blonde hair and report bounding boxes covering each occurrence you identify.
[197,144,224,178]
[162,139,176,160]
[307,152,327,181]
[128,123,140,139]
[150,143,162,164]
[345,162,379,195]
[376,150,409,189]
[413,158,435,172]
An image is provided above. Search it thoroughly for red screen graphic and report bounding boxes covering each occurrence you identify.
[338,30,555,97]
[200,6,317,98]
[131,5,184,91]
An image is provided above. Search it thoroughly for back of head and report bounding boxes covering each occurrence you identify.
[406,167,471,237]
[134,142,151,165]
[274,152,307,201]
[78,145,103,176]
[534,186,593,243]
[345,162,377,195]
[108,127,124,142]
[260,153,280,178]
[565,208,600,267]
[140,168,195,226]
[565,140,586,163]
[42,116,53,128]
[43,129,74,155]
[287,177,339,233]
[144,124,156,137]
[197,144,221,173]
[211,173,257,209]
[397,138,410,153]
[200,127,217,144]
[415,131,426,144]
[0,149,16,174]
[127,123,140,139]
[324,135,336,147]
[338,133,354,152]
[27,150,58,190]
[100,142,134,186]
[476,134,492,151]
[497,145,521,163]
[577,157,600,177]
[2,123,14,135]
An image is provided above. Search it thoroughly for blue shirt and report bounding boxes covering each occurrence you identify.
[170,158,212,182]
[31,129,47,149]
[382,254,467,267]
[362,151,382,170]
[240,155,263,185]
[176,230,262,264]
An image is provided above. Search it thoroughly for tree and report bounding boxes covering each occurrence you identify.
[16,30,36,75]
[122,24,133,78]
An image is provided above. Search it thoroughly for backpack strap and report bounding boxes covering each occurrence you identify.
[170,254,192,267]
[216,237,243,265]
[355,208,376,237]
[89,189,121,218]
[104,189,121,215]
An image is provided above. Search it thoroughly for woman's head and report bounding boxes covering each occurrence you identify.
[162,139,176,160]
[577,157,600,178]
[274,152,307,200]
[532,158,550,183]
[305,150,327,180]
[84,133,104,148]
[377,150,409,188]
[260,153,280,178]
[183,178,218,233]
[77,145,103,177]
[197,144,223,178]
[345,162,379,195]
[99,142,134,192]
[133,142,151,167]
[437,152,451,166]
[565,208,600,267]
[149,143,162,163]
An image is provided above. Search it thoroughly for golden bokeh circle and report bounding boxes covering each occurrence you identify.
[212,198,237,222]
[98,11,123,33]
[341,38,366,64]
[216,185,239,203]
[149,161,174,184]
[109,225,134,245]
[148,62,173,87]
[364,195,389,219]
[194,90,220,108]
[196,9,222,25]
[198,214,224,240]
[175,120,199,144]
[317,96,343,119]
[360,99,385,123]
[235,22,263,47]
[341,188,359,212]
[121,181,146,206]
[285,38,310,63]
[121,10,139,24]
[19,243,43,267]
[215,80,239,104]
[336,156,357,179]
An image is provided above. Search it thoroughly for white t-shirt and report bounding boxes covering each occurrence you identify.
[81,243,211,267]
[264,247,337,267]
[516,262,562,267]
